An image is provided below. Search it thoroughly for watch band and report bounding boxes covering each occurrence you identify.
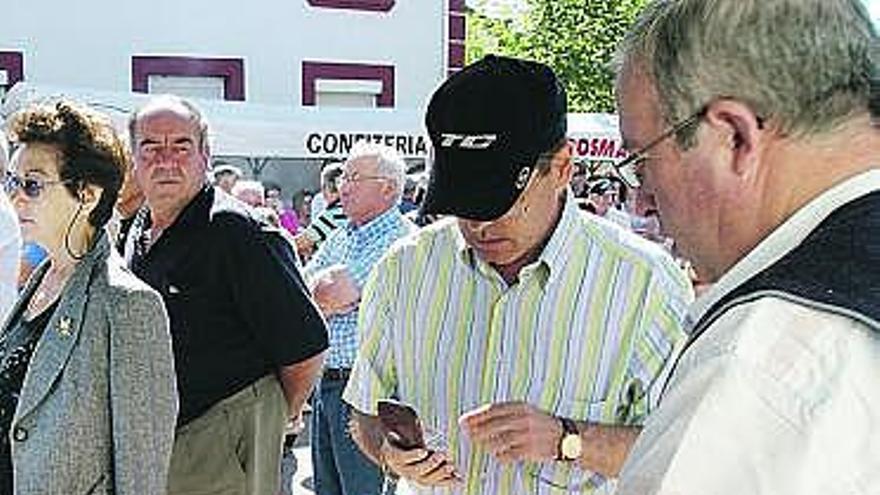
[560,417,579,436]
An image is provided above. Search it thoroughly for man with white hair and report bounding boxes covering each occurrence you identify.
[232,179,265,207]
[303,141,416,495]
[212,162,241,194]
[0,133,21,321]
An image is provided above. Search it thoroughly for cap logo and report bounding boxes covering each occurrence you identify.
[514,166,531,190]
[439,133,498,150]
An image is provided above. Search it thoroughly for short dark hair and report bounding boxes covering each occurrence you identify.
[9,100,127,228]
[320,162,345,194]
[535,138,569,175]
[263,181,282,194]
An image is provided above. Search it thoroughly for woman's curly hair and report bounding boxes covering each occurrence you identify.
[8,100,129,228]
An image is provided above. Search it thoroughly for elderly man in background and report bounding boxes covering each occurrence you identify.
[212,162,241,194]
[0,133,21,321]
[124,95,328,495]
[303,142,416,495]
[613,0,880,493]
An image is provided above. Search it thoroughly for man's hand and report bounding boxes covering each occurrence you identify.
[294,233,316,260]
[459,402,562,464]
[310,264,360,316]
[381,440,461,488]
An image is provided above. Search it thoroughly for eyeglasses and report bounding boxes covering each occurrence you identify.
[613,105,708,188]
[335,174,390,187]
[3,172,73,199]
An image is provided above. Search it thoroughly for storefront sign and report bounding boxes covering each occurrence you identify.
[305,132,429,157]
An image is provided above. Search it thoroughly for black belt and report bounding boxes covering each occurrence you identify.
[323,368,351,382]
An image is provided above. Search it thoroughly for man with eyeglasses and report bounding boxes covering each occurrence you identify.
[301,141,417,495]
[0,134,21,322]
[343,55,692,495]
[613,1,880,493]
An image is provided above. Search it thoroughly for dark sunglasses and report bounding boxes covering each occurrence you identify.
[3,172,73,199]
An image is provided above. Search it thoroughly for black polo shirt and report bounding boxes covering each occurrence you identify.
[127,186,328,425]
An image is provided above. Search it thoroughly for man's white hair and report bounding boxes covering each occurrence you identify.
[347,140,406,203]
[232,179,264,198]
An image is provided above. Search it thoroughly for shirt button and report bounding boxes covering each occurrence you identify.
[12,426,27,442]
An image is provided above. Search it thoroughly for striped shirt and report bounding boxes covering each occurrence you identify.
[304,201,348,248]
[343,194,693,495]
[303,206,417,369]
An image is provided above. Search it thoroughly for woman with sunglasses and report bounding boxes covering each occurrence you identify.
[1,101,177,494]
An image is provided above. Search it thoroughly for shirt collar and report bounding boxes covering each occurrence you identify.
[453,190,579,288]
[689,169,880,327]
[149,184,214,233]
[346,205,403,236]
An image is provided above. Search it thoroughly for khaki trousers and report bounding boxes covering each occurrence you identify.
[167,374,287,495]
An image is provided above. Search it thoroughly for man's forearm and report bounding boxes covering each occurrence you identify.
[350,409,386,467]
[577,422,640,477]
[277,351,326,417]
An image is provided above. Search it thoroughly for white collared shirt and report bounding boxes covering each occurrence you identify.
[618,170,880,495]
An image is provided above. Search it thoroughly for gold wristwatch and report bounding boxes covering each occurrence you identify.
[557,417,582,461]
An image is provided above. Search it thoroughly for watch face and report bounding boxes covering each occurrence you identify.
[561,434,582,460]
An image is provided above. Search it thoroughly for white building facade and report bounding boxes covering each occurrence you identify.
[0,0,468,198]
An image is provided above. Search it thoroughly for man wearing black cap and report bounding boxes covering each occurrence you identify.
[342,55,692,494]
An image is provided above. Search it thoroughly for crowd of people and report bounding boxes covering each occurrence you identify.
[0,0,877,494]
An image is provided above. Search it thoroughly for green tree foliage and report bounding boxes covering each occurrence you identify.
[466,0,647,113]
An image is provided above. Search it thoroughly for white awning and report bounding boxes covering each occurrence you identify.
[2,82,624,161]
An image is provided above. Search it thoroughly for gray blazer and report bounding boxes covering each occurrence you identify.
[3,232,178,494]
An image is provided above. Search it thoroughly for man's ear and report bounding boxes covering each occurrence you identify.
[381,179,398,204]
[704,99,764,178]
[551,141,574,188]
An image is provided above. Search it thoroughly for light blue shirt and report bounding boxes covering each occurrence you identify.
[304,206,416,368]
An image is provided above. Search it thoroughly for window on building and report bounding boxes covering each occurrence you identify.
[132,56,245,101]
[314,79,384,108]
[302,61,394,108]
[0,70,8,100]
[147,75,226,100]
[306,0,395,12]
[0,51,24,101]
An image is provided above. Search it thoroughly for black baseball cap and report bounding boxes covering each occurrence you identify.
[421,55,567,221]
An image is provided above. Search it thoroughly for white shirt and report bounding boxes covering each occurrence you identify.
[310,193,328,218]
[618,170,880,495]
[604,206,632,230]
[0,192,21,321]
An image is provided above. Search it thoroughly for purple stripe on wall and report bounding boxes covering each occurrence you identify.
[447,0,467,73]
[131,56,245,101]
[307,0,395,12]
[0,52,24,88]
[449,13,466,41]
[448,43,465,68]
[302,61,395,107]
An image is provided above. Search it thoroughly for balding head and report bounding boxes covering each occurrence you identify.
[129,95,210,155]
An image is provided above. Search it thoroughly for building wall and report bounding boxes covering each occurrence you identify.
[0,0,456,208]
[0,0,448,109]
